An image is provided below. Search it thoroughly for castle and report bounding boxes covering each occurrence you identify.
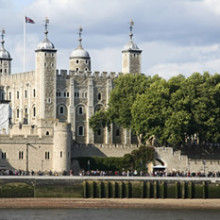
[1,18,220,175]
[0,18,142,173]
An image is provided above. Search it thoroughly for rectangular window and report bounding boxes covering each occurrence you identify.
[19,151,23,159]
[60,151,62,158]
[33,89,36,97]
[45,152,50,160]
[17,91,19,99]
[25,90,27,98]
[2,152,6,159]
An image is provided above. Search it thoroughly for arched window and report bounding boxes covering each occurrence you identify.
[46,131,49,135]
[16,109,19,118]
[97,128,101,136]
[98,93,101,101]
[56,90,61,97]
[78,106,83,115]
[116,129,120,136]
[64,91,66,97]
[60,106,64,114]
[33,107,36,117]
[33,89,36,97]
[24,108,28,115]
[78,126,84,136]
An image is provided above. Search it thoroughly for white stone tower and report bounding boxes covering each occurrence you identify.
[35,17,57,120]
[0,29,12,76]
[53,122,71,172]
[69,26,91,72]
[122,20,142,74]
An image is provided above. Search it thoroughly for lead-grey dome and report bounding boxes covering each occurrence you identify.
[0,47,11,59]
[37,37,55,50]
[123,40,139,51]
[70,47,90,58]
[36,17,56,51]
[0,29,11,59]
[70,26,90,59]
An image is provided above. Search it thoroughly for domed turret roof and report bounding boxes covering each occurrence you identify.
[37,37,55,50]
[70,26,90,59]
[123,40,139,51]
[70,46,90,58]
[122,19,141,52]
[36,17,56,51]
[0,47,11,59]
[0,29,11,59]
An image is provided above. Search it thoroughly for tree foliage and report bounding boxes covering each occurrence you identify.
[89,72,220,148]
[77,145,155,172]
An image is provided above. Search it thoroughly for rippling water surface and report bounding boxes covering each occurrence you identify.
[0,208,219,220]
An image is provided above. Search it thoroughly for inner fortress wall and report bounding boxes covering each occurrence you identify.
[72,144,220,173]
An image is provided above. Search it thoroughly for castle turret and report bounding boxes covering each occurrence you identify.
[35,17,57,120]
[53,122,71,173]
[69,26,91,72]
[122,20,142,74]
[0,29,12,76]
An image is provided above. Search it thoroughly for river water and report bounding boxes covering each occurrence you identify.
[0,208,219,220]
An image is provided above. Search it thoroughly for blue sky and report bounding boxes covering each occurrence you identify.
[1,0,220,79]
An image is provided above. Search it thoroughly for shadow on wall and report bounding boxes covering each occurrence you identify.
[0,148,15,172]
[71,143,106,158]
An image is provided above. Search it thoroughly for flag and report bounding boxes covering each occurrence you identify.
[25,16,35,24]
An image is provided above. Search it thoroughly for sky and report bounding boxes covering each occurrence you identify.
[1,0,220,79]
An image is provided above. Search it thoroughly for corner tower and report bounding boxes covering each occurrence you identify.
[0,29,12,76]
[35,17,57,120]
[69,26,91,72]
[122,20,142,74]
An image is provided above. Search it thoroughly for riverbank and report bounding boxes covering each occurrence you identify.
[0,198,220,209]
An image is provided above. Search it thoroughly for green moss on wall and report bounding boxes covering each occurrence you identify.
[0,183,34,198]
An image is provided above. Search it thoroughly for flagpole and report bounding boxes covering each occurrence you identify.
[23,16,26,72]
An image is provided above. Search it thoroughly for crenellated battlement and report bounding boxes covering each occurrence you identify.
[56,69,118,79]
[0,71,35,83]
[0,134,53,144]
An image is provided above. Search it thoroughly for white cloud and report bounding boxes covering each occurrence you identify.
[148,58,220,79]
[1,0,220,78]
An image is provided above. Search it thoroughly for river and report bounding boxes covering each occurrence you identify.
[0,208,219,220]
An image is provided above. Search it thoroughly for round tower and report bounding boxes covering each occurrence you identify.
[35,17,57,120]
[122,20,142,74]
[69,26,91,72]
[53,122,71,173]
[0,29,12,76]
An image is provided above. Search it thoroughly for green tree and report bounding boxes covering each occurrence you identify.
[131,77,169,144]
[89,110,110,132]
[89,73,152,139]
[108,73,152,128]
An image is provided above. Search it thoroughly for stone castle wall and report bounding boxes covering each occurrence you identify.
[0,134,53,172]
[72,144,220,173]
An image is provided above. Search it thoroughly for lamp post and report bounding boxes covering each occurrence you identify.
[26,143,30,173]
[203,160,206,176]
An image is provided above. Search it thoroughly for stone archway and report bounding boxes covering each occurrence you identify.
[153,158,167,173]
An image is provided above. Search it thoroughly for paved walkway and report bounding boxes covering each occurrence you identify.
[0,198,220,209]
[0,176,220,182]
